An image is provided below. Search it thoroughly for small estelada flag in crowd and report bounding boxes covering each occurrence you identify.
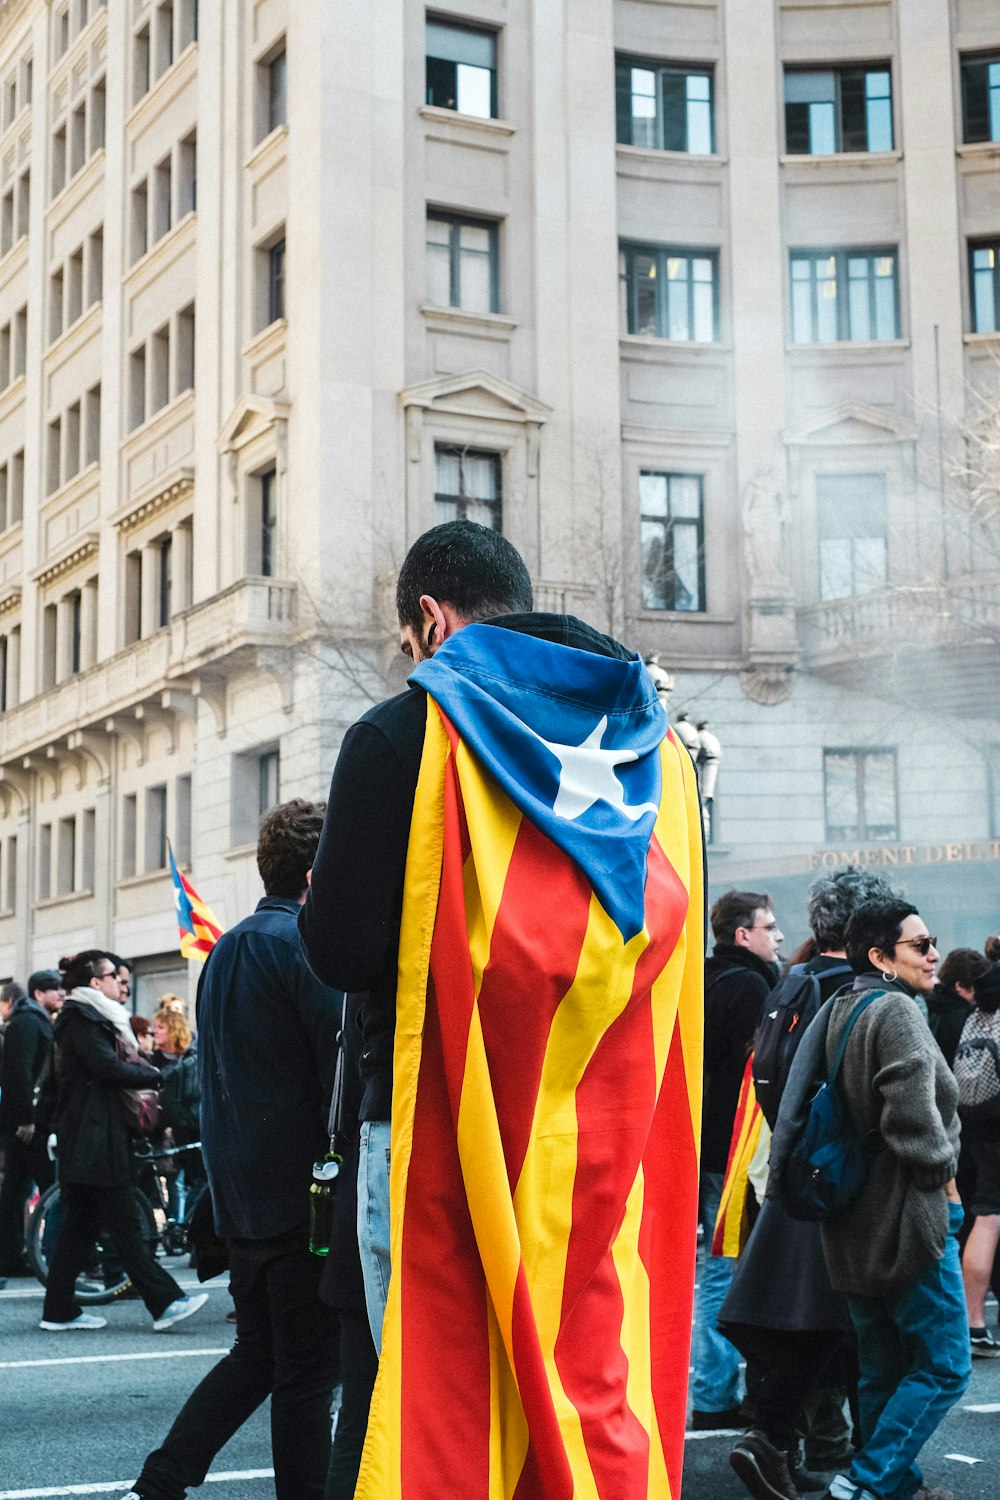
[712,1055,765,1259]
[168,841,224,962]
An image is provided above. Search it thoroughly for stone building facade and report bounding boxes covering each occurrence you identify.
[0,0,995,1002]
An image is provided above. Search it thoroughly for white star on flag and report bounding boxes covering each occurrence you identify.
[536,715,659,823]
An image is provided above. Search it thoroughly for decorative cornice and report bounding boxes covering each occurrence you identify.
[0,0,35,53]
[111,469,194,533]
[0,583,20,619]
[32,533,99,589]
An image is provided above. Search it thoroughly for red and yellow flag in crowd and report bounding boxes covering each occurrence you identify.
[711,1057,764,1259]
[168,842,224,962]
[356,624,704,1500]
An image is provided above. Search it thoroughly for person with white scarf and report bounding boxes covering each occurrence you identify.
[40,949,208,1332]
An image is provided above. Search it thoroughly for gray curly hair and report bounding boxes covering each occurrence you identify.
[807,866,902,952]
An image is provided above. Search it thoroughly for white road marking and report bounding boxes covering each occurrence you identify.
[684,1429,740,1441]
[964,1402,1000,1413]
[0,1348,230,1370]
[0,1473,274,1498]
[944,1453,983,1464]
[0,1276,221,1301]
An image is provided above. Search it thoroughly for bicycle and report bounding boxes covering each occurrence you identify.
[26,1139,208,1306]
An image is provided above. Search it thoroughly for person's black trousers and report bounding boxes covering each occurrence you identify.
[42,1182,181,1322]
[326,1306,379,1500]
[136,1234,339,1500]
[0,1131,54,1272]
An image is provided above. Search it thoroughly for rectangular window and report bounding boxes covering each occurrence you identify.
[151,322,169,412]
[0,186,12,256]
[64,401,80,482]
[817,473,888,601]
[426,213,499,315]
[145,784,168,871]
[268,237,285,323]
[961,53,1000,144]
[85,382,101,465]
[38,822,51,901]
[51,125,66,199]
[129,345,146,429]
[46,417,61,495]
[121,792,137,878]
[5,832,16,912]
[971,241,1000,334]
[125,548,142,643]
[267,47,287,134]
[426,20,497,119]
[258,749,280,817]
[42,603,57,687]
[15,168,28,240]
[57,815,76,896]
[88,225,103,304]
[784,66,893,154]
[153,154,172,241]
[69,587,82,672]
[0,630,8,708]
[619,242,718,341]
[134,22,150,105]
[260,467,277,575]
[158,534,172,626]
[179,129,196,215]
[824,749,898,842]
[434,446,501,528]
[69,100,86,177]
[176,302,195,391]
[155,0,175,79]
[131,180,148,263]
[81,807,95,891]
[615,58,713,153]
[10,450,23,524]
[790,249,899,343]
[90,77,105,152]
[66,247,83,326]
[639,472,705,612]
[175,772,192,866]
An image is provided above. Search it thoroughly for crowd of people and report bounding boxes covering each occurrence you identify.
[1,519,996,1500]
[696,875,1000,1500]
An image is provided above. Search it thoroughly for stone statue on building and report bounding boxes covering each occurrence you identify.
[743,475,792,598]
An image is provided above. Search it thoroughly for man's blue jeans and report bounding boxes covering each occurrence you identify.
[690,1169,742,1414]
[358,1120,391,1354]
[841,1201,971,1500]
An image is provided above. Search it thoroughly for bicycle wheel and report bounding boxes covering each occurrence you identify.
[26,1183,159,1305]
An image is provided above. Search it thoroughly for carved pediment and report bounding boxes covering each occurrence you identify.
[400,370,552,425]
[218,394,291,454]
[784,401,917,446]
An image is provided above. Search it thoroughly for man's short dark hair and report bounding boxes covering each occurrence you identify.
[844,898,919,975]
[1,980,25,1005]
[710,890,772,946]
[937,947,992,994]
[257,798,327,898]
[395,521,533,633]
[807,866,901,952]
[61,950,117,992]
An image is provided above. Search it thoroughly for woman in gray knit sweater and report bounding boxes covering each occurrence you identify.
[819,897,969,1500]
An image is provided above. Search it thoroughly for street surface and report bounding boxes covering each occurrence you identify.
[2,1256,999,1499]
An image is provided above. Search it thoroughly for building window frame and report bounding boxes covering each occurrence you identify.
[960,52,1000,145]
[639,471,706,613]
[434,445,502,529]
[425,17,498,120]
[615,56,714,154]
[823,748,899,843]
[790,247,900,344]
[426,212,500,316]
[970,239,1000,335]
[619,241,719,342]
[816,472,889,601]
[784,64,893,155]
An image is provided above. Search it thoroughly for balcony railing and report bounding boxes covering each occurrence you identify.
[799,574,1000,667]
[0,577,297,764]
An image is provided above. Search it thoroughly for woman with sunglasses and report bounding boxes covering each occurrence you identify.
[816,897,968,1500]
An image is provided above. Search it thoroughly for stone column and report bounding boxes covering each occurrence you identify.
[140,544,159,638]
[55,594,76,682]
[7,623,20,708]
[79,579,98,669]
[172,522,193,612]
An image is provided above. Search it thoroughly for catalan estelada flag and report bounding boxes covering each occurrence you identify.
[711,1057,764,1259]
[168,841,224,961]
[355,624,704,1500]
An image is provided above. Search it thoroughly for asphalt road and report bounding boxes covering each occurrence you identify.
[3,1257,999,1499]
[0,1262,275,1499]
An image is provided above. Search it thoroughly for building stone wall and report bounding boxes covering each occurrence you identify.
[0,0,992,998]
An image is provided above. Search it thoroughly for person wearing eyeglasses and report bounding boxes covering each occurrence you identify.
[816,898,968,1500]
[691,889,785,1431]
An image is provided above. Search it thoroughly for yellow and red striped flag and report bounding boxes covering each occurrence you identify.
[711,1057,764,1259]
[168,842,223,962]
[356,625,704,1500]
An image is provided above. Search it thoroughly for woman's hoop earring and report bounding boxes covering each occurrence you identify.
[881,968,897,983]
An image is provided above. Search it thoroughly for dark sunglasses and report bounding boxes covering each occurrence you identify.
[896,935,937,956]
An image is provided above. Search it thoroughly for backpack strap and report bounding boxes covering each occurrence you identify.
[827,990,883,1084]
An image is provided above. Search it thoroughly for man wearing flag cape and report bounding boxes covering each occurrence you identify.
[301,522,704,1499]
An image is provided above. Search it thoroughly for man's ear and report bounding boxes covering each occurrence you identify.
[418,595,449,647]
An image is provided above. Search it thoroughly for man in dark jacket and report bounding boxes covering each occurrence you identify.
[690,888,782,1428]
[124,798,343,1500]
[927,947,989,1070]
[299,522,655,1354]
[0,970,63,1276]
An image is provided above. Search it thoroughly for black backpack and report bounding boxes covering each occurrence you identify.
[159,1052,200,1136]
[753,961,853,1130]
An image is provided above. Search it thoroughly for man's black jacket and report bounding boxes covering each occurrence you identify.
[0,998,53,1133]
[702,944,778,1174]
[52,1000,162,1187]
[926,983,972,1070]
[198,895,343,1240]
[299,613,634,1123]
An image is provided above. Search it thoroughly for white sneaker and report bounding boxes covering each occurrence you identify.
[38,1312,107,1330]
[153,1291,209,1331]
